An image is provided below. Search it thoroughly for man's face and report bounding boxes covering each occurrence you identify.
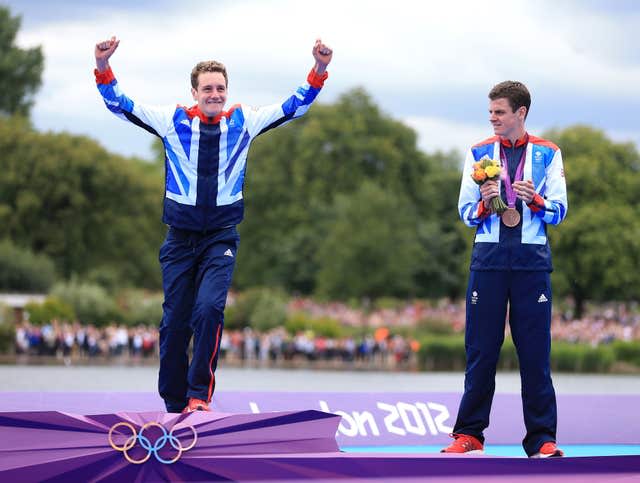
[489,98,526,140]
[192,72,227,117]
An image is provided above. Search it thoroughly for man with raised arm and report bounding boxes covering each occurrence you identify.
[94,36,332,413]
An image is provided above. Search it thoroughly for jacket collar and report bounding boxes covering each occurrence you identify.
[500,132,529,148]
[185,105,225,124]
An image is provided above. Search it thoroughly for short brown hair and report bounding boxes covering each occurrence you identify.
[489,81,531,119]
[191,61,228,89]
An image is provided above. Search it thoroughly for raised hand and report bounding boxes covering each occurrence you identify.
[95,36,120,72]
[312,38,333,73]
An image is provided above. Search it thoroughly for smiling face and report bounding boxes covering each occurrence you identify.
[192,71,227,118]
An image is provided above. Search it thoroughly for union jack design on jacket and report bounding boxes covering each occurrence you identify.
[458,135,568,271]
[95,67,327,231]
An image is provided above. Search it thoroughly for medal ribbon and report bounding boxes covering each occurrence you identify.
[500,137,528,208]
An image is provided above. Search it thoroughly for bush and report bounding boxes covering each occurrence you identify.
[417,335,466,371]
[285,311,314,335]
[0,302,9,325]
[223,304,242,331]
[85,265,124,294]
[311,317,342,338]
[227,288,288,332]
[611,341,640,367]
[550,342,616,373]
[24,297,75,325]
[581,345,614,372]
[0,239,56,292]
[248,291,288,332]
[0,322,15,353]
[550,342,584,372]
[118,290,163,327]
[51,280,121,326]
[415,317,455,336]
[373,297,405,310]
[284,312,342,338]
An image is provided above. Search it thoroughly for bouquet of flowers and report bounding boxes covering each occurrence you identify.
[471,155,507,214]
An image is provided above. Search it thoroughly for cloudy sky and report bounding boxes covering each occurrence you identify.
[5,0,640,161]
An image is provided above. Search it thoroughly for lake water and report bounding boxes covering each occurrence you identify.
[1,365,640,393]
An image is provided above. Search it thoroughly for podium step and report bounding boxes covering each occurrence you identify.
[1,410,639,481]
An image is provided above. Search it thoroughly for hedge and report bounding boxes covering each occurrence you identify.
[417,336,635,373]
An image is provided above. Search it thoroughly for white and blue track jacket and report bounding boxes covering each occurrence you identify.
[95,67,327,231]
[458,134,568,271]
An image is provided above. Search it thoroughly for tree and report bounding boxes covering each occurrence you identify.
[315,181,422,299]
[234,88,467,298]
[545,125,640,316]
[413,152,471,299]
[552,203,640,317]
[0,6,44,116]
[0,238,56,292]
[0,117,165,288]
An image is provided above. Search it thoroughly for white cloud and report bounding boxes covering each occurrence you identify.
[8,0,639,159]
[403,115,487,156]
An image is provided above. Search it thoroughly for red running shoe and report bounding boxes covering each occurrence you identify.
[440,433,484,454]
[182,398,211,413]
[530,441,564,458]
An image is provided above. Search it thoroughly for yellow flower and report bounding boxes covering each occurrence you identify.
[485,165,501,178]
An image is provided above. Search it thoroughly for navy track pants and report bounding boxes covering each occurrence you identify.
[157,226,238,413]
[453,270,558,456]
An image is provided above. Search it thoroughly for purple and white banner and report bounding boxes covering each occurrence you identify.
[2,391,638,446]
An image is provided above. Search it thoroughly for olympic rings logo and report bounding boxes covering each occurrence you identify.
[108,421,197,464]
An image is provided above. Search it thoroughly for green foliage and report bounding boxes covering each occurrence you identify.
[611,341,640,366]
[236,88,466,299]
[0,321,15,352]
[85,266,126,294]
[0,7,44,116]
[417,335,466,370]
[552,203,640,308]
[0,117,165,288]
[0,238,56,292]
[24,296,75,325]
[51,280,121,326]
[315,181,422,299]
[373,297,405,310]
[284,312,314,335]
[248,290,288,332]
[415,317,456,336]
[416,336,623,373]
[0,303,8,325]
[551,342,615,373]
[545,126,640,316]
[117,289,163,327]
[225,288,288,332]
[581,345,615,373]
[284,312,342,338]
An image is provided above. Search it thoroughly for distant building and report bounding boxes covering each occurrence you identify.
[0,293,46,324]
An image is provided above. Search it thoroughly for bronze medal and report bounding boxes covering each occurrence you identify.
[501,208,521,227]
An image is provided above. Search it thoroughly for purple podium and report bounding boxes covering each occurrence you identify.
[1,408,640,482]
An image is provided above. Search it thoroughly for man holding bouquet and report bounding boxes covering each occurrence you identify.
[443,81,568,457]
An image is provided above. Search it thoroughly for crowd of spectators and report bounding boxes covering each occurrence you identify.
[14,321,157,361]
[9,298,640,366]
[12,321,418,369]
